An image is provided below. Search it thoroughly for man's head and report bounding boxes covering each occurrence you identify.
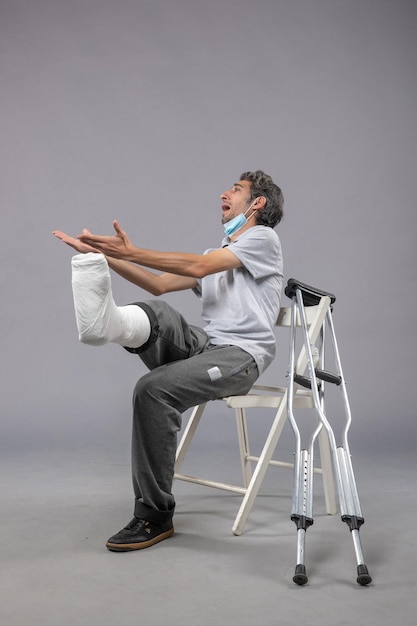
[239,170,284,228]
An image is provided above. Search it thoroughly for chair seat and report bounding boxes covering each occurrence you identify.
[225,386,314,409]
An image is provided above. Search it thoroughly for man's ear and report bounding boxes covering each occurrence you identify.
[254,196,266,209]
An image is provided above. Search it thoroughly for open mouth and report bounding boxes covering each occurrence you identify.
[221,204,231,224]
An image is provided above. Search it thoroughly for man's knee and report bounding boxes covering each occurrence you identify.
[132,369,183,433]
[134,371,157,399]
[133,368,173,405]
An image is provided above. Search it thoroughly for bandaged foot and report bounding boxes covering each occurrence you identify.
[71,253,151,348]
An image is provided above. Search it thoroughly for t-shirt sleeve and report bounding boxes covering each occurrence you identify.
[227,228,282,279]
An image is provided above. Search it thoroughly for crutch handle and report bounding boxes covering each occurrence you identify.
[315,369,342,386]
[294,371,342,389]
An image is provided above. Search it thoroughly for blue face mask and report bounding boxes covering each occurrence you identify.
[223,213,247,237]
[223,198,260,237]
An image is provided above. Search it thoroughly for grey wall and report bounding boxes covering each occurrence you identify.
[1,0,416,454]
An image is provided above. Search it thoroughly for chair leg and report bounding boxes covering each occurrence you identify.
[232,395,288,536]
[174,403,207,473]
[235,407,252,488]
[318,427,337,515]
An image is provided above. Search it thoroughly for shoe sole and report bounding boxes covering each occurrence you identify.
[106,527,174,552]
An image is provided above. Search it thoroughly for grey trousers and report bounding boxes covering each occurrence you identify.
[125,300,259,525]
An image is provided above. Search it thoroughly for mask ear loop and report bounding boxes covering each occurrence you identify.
[243,197,261,220]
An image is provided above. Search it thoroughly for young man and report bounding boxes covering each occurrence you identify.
[53,170,284,551]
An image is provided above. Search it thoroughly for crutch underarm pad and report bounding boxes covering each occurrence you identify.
[285,278,336,306]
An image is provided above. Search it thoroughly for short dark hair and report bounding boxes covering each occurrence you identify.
[240,170,284,228]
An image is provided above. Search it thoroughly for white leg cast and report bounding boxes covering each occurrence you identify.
[71,253,150,348]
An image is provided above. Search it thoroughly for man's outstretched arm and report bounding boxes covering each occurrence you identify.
[106,258,197,296]
[53,229,197,295]
[78,220,242,278]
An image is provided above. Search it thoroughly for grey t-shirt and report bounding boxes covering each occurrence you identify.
[193,226,283,375]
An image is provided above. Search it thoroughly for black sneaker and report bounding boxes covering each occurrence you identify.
[106,517,174,551]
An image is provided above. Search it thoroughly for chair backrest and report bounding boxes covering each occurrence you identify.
[277,303,326,328]
[276,297,332,377]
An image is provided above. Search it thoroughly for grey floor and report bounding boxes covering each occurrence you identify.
[1,435,415,626]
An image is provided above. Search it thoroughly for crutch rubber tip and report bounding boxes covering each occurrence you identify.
[293,564,308,586]
[356,564,372,586]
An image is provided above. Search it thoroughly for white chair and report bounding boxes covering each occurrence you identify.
[174,292,337,535]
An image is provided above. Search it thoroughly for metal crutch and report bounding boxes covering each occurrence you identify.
[287,294,322,585]
[321,303,372,586]
[286,279,372,586]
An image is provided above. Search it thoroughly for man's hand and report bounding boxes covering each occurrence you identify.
[53,229,100,254]
[77,220,134,259]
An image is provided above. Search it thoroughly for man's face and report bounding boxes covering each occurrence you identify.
[220,180,252,225]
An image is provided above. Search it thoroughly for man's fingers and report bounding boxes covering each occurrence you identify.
[52,230,66,240]
[53,229,102,253]
[53,230,75,245]
[113,220,125,237]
